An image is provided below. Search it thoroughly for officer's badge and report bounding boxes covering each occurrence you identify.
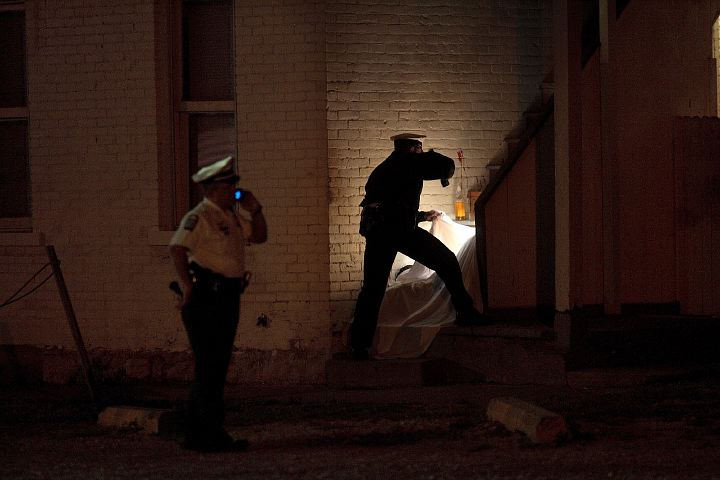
[183,215,199,231]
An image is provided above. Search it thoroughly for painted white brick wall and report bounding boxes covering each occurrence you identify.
[228,0,330,355]
[326,0,552,322]
[13,0,180,351]
[2,0,331,360]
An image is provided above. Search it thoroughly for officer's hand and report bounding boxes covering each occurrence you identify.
[238,190,262,214]
[176,281,193,309]
[425,210,441,221]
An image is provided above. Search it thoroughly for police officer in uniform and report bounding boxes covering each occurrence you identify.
[351,134,488,360]
[169,156,267,452]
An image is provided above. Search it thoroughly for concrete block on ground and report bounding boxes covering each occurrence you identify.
[486,396,568,444]
[97,406,181,435]
[326,358,447,388]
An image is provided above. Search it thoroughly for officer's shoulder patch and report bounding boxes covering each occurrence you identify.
[183,214,199,231]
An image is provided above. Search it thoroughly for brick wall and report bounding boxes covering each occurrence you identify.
[0,0,550,384]
[233,0,330,361]
[326,0,552,322]
[10,0,177,352]
[1,0,329,383]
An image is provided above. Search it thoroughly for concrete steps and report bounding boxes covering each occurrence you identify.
[566,366,699,388]
[326,321,564,388]
[326,316,720,389]
[565,315,720,371]
[562,315,720,388]
[325,357,449,389]
[425,323,566,386]
[485,80,554,183]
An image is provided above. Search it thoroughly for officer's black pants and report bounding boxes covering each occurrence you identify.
[181,273,241,443]
[351,227,475,351]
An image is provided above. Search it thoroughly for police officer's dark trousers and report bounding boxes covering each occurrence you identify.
[181,265,241,444]
[351,226,474,352]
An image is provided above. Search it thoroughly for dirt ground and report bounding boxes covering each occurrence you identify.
[3,366,720,479]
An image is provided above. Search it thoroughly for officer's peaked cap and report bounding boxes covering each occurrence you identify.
[391,133,425,150]
[191,156,240,184]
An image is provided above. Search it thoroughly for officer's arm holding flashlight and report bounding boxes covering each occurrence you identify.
[414,149,454,223]
[236,189,267,244]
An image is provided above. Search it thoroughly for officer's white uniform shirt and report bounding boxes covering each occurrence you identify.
[170,198,252,278]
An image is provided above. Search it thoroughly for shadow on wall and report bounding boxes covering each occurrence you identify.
[486,1,553,169]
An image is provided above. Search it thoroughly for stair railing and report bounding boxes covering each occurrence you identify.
[474,97,555,315]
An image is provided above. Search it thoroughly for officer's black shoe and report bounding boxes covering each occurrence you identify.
[183,430,249,453]
[454,308,491,327]
[215,429,249,452]
[350,347,370,361]
[182,437,213,452]
[185,438,249,453]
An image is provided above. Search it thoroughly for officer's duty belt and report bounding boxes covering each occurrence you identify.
[189,262,249,294]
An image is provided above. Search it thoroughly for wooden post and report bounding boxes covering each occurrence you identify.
[599,0,621,314]
[553,0,584,313]
[46,245,98,410]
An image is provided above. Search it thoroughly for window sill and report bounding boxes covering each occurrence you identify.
[0,217,32,230]
[0,231,45,246]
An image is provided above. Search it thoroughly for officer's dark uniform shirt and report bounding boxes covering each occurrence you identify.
[361,150,455,209]
[360,150,455,233]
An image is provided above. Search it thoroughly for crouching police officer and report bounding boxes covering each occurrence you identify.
[169,156,267,452]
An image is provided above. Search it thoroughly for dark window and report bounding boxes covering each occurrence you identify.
[183,1,233,101]
[0,10,26,108]
[0,120,29,218]
[155,0,235,229]
[0,8,30,222]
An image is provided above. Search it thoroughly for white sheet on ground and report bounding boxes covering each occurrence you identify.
[373,212,482,359]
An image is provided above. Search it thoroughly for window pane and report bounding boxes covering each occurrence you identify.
[0,120,30,217]
[182,0,233,101]
[188,113,235,205]
[0,11,26,108]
